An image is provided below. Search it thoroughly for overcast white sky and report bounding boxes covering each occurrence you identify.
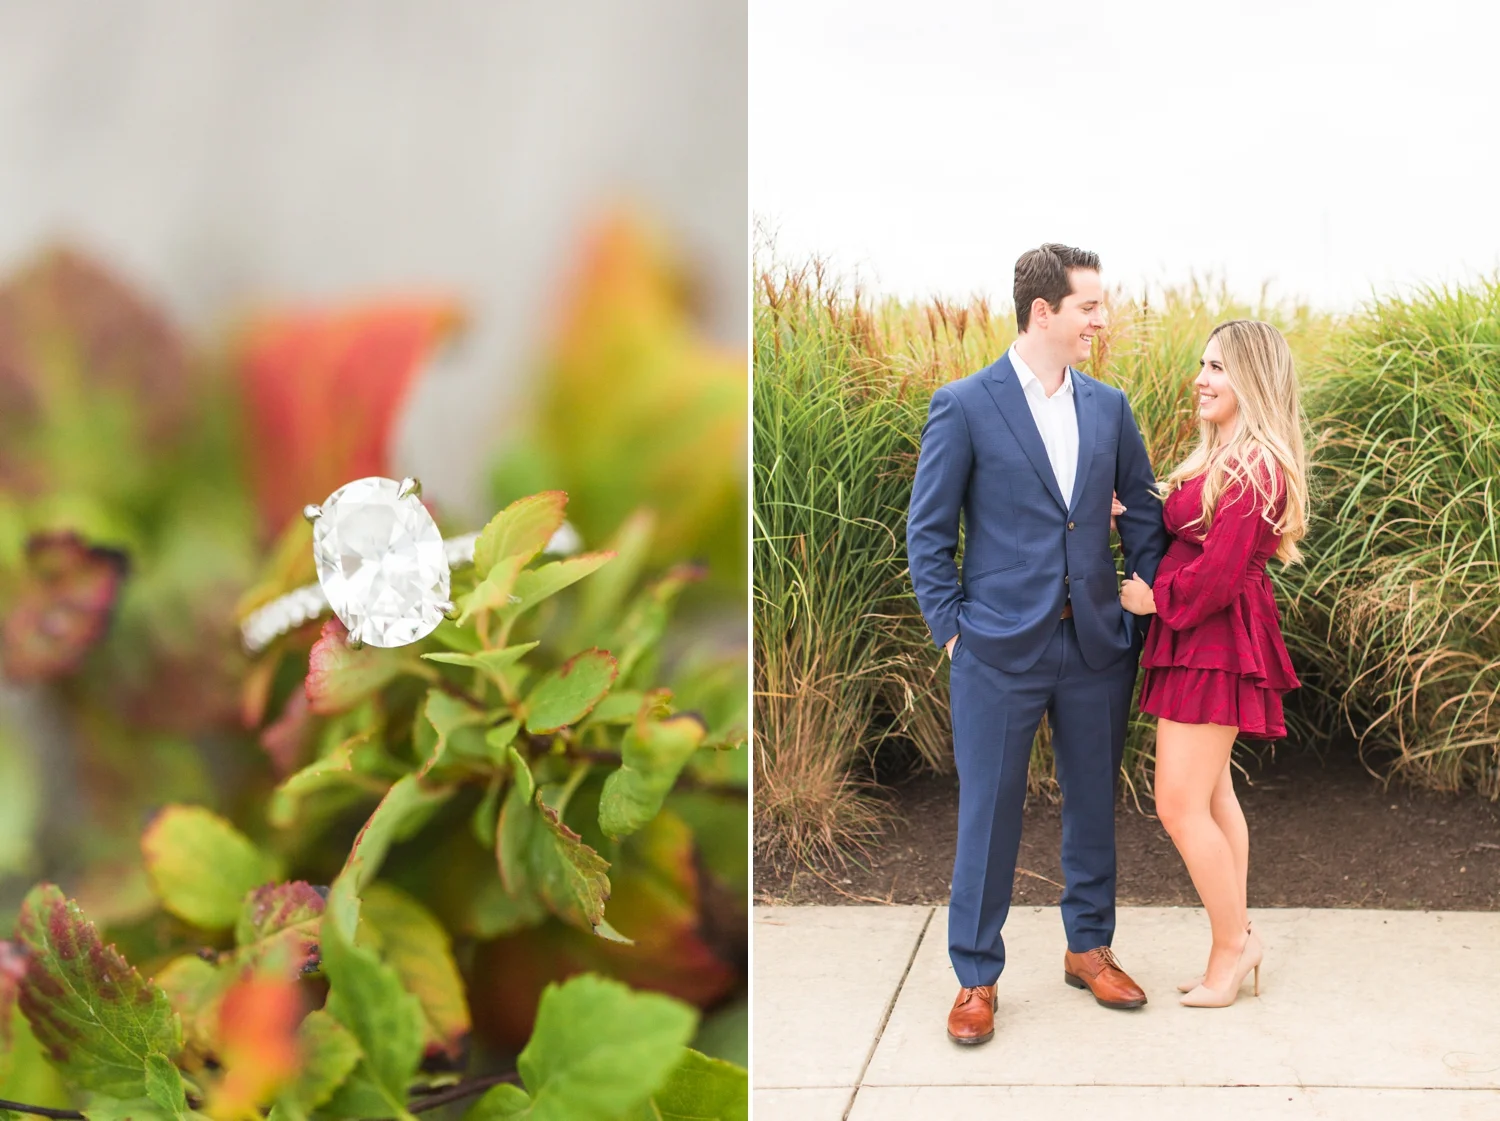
[751,0,1500,312]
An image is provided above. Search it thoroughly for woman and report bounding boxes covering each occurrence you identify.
[1118,319,1308,1008]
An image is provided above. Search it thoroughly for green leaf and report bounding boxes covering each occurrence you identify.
[0,996,69,1106]
[316,1067,405,1121]
[487,720,521,754]
[143,1052,189,1118]
[456,554,527,627]
[321,891,424,1119]
[506,975,698,1121]
[474,491,569,573]
[628,1049,747,1121]
[416,690,495,778]
[356,883,470,1061]
[609,563,707,686]
[498,552,616,622]
[472,773,505,848]
[580,689,649,727]
[533,795,615,938]
[523,649,619,733]
[268,736,387,829]
[427,616,484,653]
[335,774,455,913]
[599,713,708,839]
[305,618,412,715]
[497,753,621,939]
[14,884,181,1098]
[422,641,539,673]
[153,955,229,1060]
[83,1094,193,1120]
[469,875,548,938]
[463,1083,530,1119]
[275,1009,362,1119]
[567,509,656,648]
[319,777,453,1117]
[141,806,281,929]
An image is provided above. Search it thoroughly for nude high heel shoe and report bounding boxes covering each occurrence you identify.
[1179,930,1262,1008]
[1177,920,1254,993]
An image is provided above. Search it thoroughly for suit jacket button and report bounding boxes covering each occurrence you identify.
[1067,521,1076,531]
[1064,575,1070,584]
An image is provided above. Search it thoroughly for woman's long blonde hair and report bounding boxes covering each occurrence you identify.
[1157,319,1309,565]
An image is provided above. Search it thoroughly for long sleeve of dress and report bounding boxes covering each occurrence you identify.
[1152,481,1270,631]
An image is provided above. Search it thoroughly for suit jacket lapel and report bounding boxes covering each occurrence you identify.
[981,353,1068,513]
[1069,370,1097,516]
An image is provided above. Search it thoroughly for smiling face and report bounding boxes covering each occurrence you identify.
[1031,267,1105,366]
[1196,334,1240,431]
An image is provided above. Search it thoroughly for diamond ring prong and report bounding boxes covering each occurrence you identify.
[303,504,323,522]
[397,477,422,500]
[440,600,459,620]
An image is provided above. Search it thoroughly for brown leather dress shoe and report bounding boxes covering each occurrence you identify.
[946,984,997,1045]
[1063,946,1147,1009]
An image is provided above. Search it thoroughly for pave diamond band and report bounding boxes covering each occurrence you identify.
[240,530,481,655]
[239,474,581,655]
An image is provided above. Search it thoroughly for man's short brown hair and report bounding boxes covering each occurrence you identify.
[1014,243,1100,332]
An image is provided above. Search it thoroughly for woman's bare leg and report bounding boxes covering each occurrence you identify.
[1154,718,1248,988]
[1209,759,1249,922]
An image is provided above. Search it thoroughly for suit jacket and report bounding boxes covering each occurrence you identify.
[906,351,1168,674]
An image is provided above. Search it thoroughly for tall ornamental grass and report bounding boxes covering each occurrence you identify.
[752,264,1000,871]
[1284,281,1500,797]
[755,259,1500,867]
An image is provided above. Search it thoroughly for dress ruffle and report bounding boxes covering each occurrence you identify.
[1140,544,1299,691]
[1139,667,1287,739]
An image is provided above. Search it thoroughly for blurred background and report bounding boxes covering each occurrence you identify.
[0,0,749,1103]
[1,0,746,515]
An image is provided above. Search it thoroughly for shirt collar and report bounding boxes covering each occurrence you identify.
[1008,343,1074,398]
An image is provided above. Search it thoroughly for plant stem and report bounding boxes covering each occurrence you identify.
[408,1072,523,1114]
[0,1100,83,1120]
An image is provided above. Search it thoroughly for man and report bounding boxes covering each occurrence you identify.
[906,243,1168,1045]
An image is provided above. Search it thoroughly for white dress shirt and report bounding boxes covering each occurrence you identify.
[1009,343,1080,507]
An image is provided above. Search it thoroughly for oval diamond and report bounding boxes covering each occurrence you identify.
[311,476,449,648]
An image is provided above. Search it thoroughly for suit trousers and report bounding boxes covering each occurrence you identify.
[947,617,1138,988]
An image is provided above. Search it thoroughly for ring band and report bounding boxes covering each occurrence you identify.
[239,476,580,655]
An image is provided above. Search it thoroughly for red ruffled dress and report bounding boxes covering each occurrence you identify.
[1138,469,1299,738]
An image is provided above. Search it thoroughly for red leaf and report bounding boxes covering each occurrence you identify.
[259,687,312,777]
[211,973,305,1115]
[238,882,326,976]
[238,298,464,538]
[0,940,26,1053]
[304,617,407,716]
[1,531,129,682]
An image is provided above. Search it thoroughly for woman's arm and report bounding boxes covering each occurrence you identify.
[1152,478,1274,630]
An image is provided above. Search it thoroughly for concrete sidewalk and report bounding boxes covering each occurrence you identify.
[754,905,1500,1120]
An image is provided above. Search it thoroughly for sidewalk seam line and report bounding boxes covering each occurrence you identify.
[842,905,937,1121]
[848,1082,1500,1091]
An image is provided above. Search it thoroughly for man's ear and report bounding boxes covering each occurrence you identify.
[1032,297,1050,329]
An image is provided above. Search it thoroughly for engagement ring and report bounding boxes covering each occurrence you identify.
[240,476,579,654]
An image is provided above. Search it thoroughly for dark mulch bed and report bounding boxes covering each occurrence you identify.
[755,746,1500,910]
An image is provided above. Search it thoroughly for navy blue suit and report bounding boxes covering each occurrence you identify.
[907,351,1167,987]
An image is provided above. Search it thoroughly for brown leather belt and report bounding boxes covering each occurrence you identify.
[1059,602,1073,620]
